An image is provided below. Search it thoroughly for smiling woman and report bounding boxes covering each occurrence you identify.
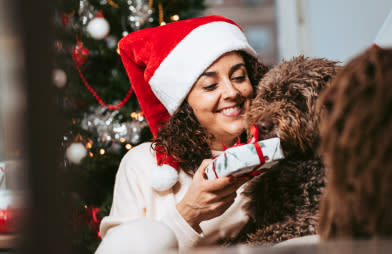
[96,15,268,254]
[156,50,266,176]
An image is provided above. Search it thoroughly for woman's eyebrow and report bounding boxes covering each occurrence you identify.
[199,63,246,78]
[199,71,217,78]
[229,63,246,75]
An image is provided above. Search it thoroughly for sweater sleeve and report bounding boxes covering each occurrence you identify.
[99,147,147,238]
[160,203,204,251]
[99,143,204,252]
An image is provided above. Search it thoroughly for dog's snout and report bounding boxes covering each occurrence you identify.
[259,119,273,134]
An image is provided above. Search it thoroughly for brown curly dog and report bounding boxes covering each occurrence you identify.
[317,47,392,239]
[232,56,340,245]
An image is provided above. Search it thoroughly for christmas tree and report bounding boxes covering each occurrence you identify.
[53,0,205,252]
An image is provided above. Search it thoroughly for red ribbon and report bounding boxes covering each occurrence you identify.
[253,141,265,165]
[211,161,219,179]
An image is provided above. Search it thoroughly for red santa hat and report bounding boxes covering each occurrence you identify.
[119,15,256,191]
[373,10,392,48]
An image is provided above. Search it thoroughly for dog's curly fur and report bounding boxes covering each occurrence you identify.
[317,47,392,239]
[234,56,340,245]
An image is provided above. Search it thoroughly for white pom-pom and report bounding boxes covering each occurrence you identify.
[151,164,178,192]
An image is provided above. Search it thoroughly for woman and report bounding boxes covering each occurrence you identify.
[96,15,267,253]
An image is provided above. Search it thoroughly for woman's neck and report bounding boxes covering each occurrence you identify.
[209,137,238,151]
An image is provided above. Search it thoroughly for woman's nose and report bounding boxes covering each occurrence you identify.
[222,79,240,99]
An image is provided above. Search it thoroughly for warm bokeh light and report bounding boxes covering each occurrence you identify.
[171,14,180,21]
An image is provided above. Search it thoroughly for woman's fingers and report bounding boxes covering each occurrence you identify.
[194,159,213,180]
[206,176,249,203]
[204,173,251,193]
[213,192,237,213]
[214,176,249,197]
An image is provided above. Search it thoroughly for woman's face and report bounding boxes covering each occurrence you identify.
[187,52,253,150]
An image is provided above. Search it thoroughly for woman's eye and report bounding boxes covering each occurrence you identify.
[232,76,246,82]
[203,83,217,91]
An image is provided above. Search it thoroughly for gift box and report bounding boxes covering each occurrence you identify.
[205,137,284,180]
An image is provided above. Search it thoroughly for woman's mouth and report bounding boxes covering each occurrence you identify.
[219,105,242,117]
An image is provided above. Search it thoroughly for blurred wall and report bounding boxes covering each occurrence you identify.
[277,0,392,62]
[206,0,279,65]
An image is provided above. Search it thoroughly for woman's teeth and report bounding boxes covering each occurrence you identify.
[221,106,240,115]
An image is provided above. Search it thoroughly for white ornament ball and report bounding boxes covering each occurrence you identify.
[66,142,87,164]
[105,35,117,49]
[52,68,67,88]
[87,17,110,40]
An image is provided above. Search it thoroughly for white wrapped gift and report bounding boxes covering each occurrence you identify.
[205,137,285,180]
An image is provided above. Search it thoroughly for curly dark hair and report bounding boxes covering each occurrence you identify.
[317,47,392,239]
[153,51,269,175]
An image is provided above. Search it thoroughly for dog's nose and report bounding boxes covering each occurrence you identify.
[259,120,273,134]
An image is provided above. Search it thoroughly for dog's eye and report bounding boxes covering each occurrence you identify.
[290,91,308,112]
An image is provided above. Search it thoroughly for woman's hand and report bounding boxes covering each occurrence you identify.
[176,159,250,233]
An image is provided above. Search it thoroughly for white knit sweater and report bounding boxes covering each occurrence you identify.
[99,142,250,252]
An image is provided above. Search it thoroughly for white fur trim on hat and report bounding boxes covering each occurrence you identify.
[151,164,179,192]
[149,21,257,115]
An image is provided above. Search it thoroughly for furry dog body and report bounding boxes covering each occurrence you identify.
[236,56,340,245]
[317,48,392,239]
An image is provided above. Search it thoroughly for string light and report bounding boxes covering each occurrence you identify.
[63,10,75,17]
[107,0,119,8]
[125,144,132,150]
[138,111,145,121]
[130,112,138,119]
[130,111,145,121]
[89,152,94,157]
[99,148,106,155]
[119,137,126,143]
[86,142,93,149]
[158,3,165,25]
[170,14,180,21]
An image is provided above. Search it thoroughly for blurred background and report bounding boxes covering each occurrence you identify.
[0,0,391,253]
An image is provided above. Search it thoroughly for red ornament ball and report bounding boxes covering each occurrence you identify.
[72,43,89,67]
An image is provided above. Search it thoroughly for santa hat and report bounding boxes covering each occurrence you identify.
[119,15,256,191]
[373,9,392,48]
